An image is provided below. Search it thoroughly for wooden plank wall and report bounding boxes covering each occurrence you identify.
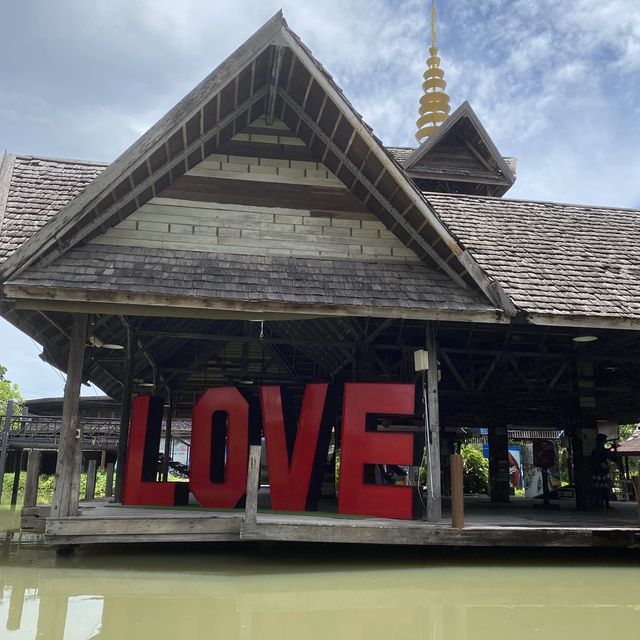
[90,118,419,262]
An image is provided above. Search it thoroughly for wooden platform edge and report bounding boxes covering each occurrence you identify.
[240,521,640,548]
[44,533,241,546]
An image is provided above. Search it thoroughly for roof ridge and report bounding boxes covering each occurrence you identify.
[14,154,110,167]
[425,191,640,214]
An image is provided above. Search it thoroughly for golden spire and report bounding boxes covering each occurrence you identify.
[415,0,451,143]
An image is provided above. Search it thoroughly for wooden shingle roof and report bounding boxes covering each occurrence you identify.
[0,154,107,263]
[6,244,496,320]
[3,153,640,327]
[426,192,640,327]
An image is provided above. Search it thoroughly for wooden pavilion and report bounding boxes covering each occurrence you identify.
[1,13,639,548]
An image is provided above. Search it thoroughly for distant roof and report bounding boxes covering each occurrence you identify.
[0,155,107,263]
[427,192,640,325]
[617,426,640,455]
[386,146,517,176]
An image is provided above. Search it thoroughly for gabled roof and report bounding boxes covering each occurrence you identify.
[427,192,640,329]
[0,12,511,316]
[402,102,516,197]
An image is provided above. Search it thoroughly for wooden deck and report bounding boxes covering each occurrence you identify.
[20,498,640,549]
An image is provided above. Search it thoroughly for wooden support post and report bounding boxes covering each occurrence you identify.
[24,449,42,508]
[425,322,442,522]
[244,445,262,528]
[114,324,136,502]
[50,313,88,519]
[572,358,599,511]
[100,449,107,469]
[488,424,510,503]
[0,400,15,500]
[105,462,115,498]
[450,453,464,529]
[85,459,97,500]
[10,450,24,509]
[634,476,640,526]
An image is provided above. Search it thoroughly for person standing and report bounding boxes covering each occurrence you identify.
[591,434,617,509]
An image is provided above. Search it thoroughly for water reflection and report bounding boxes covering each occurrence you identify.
[0,543,639,640]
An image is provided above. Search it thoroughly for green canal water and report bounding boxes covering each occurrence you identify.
[1,508,639,639]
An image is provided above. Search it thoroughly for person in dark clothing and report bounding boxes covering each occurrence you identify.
[591,434,617,509]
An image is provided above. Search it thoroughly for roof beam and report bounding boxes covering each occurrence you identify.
[278,88,470,290]
[265,45,284,125]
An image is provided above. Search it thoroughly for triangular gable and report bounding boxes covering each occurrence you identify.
[0,13,516,315]
[403,102,516,197]
[88,116,419,262]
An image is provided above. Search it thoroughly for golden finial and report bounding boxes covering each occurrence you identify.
[415,0,451,143]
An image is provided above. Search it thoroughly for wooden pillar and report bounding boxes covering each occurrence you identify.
[105,462,115,498]
[100,449,107,469]
[24,449,42,508]
[633,476,640,526]
[85,459,97,500]
[50,314,88,519]
[572,358,599,511]
[10,450,24,508]
[450,453,464,528]
[488,423,510,503]
[114,324,136,502]
[425,322,442,521]
[0,400,15,500]
[244,445,261,528]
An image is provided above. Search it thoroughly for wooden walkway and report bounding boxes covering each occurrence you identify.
[20,498,640,549]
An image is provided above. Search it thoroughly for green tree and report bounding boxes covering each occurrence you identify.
[619,424,637,441]
[460,444,489,494]
[0,364,24,412]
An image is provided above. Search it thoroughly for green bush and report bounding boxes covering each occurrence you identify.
[1,469,111,505]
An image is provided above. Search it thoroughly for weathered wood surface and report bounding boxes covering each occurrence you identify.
[114,325,135,502]
[85,459,97,500]
[27,500,640,548]
[450,453,464,529]
[46,514,242,537]
[23,449,42,508]
[92,193,413,262]
[241,516,640,548]
[10,451,22,506]
[105,462,114,498]
[9,286,506,325]
[0,399,15,499]
[244,445,262,527]
[425,322,442,522]
[50,314,88,518]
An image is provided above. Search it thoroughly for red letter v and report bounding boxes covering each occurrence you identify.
[260,384,333,511]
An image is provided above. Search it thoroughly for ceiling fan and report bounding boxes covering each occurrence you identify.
[88,335,124,350]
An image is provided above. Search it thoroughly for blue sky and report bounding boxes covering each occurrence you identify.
[1,0,639,399]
